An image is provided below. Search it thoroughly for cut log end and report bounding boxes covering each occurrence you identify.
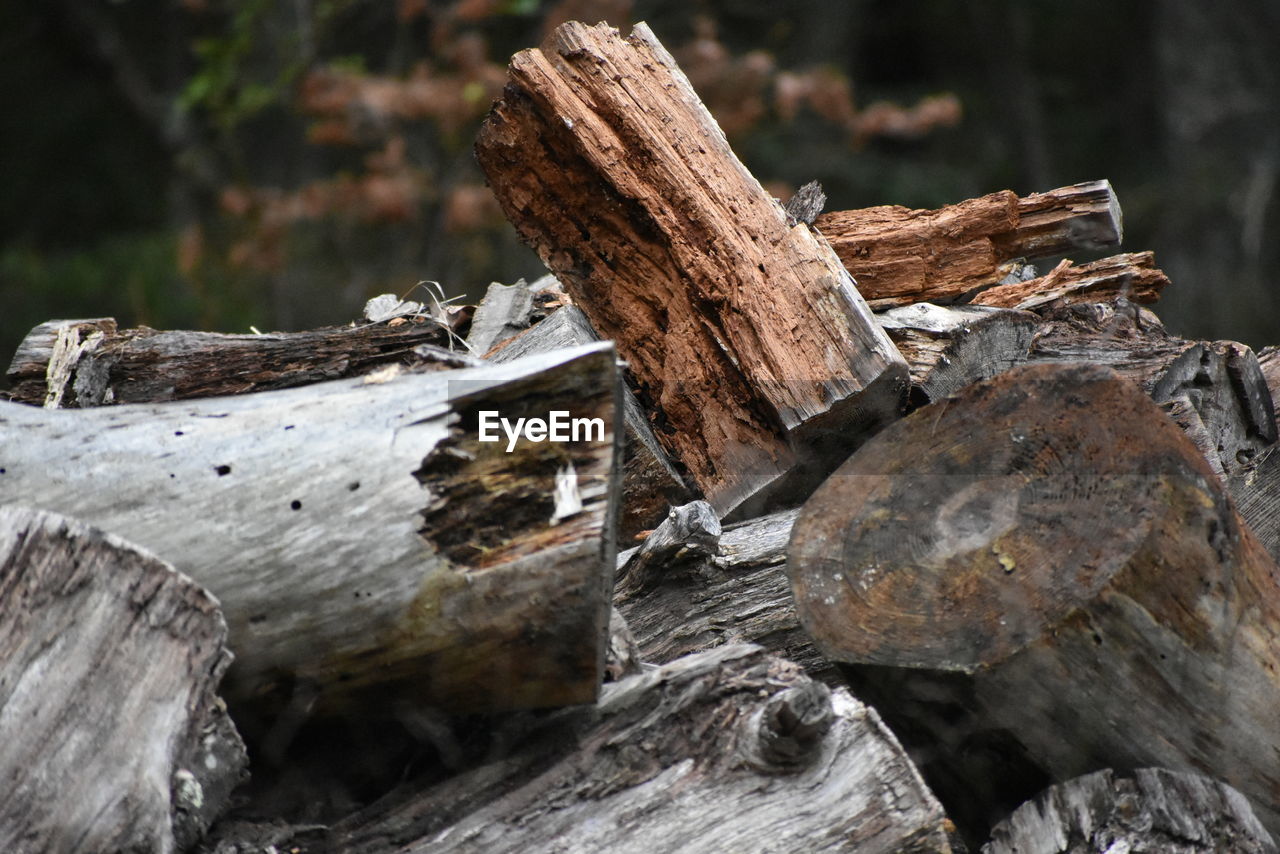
[787,361,1230,672]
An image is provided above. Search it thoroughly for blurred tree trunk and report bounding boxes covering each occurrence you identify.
[1154,0,1280,347]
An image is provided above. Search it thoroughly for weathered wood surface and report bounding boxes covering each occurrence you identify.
[1028,300,1278,490]
[815,180,1122,309]
[250,645,953,854]
[476,20,908,518]
[788,362,1280,834]
[877,302,1039,408]
[983,769,1276,854]
[4,314,471,407]
[0,506,246,854]
[614,504,836,681]
[0,343,621,716]
[969,251,1169,310]
[487,304,691,539]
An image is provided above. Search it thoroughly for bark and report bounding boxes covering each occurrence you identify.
[788,362,1280,837]
[877,303,1039,408]
[243,645,953,854]
[0,343,622,717]
[487,305,692,539]
[4,314,471,408]
[983,768,1276,854]
[968,251,1170,310]
[476,21,908,519]
[0,506,246,854]
[614,505,835,681]
[815,180,1122,309]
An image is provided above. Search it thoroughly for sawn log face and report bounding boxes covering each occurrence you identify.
[788,362,1280,834]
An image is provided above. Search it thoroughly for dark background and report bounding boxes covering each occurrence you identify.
[3,0,1277,375]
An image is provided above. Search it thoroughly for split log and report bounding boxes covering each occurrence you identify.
[0,343,622,717]
[613,503,836,680]
[4,313,472,408]
[258,645,954,854]
[476,21,908,518]
[815,180,1123,309]
[788,362,1280,836]
[0,505,246,854]
[877,303,1039,408]
[983,769,1276,854]
[487,304,692,539]
[968,251,1170,310]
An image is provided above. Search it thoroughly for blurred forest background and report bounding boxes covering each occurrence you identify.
[2,0,1278,378]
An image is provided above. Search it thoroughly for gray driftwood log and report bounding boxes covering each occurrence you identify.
[788,362,1280,836]
[4,313,472,408]
[250,645,954,854]
[983,769,1276,854]
[0,505,246,854]
[0,343,622,717]
[476,21,908,519]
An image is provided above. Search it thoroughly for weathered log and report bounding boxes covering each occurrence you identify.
[487,304,692,539]
[613,504,837,680]
[0,505,246,854]
[254,645,953,854]
[1028,301,1278,489]
[983,769,1276,854]
[968,251,1170,310]
[877,302,1039,408]
[476,21,908,518]
[788,362,1280,835]
[815,180,1122,309]
[4,313,472,407]
[0,343,622,716]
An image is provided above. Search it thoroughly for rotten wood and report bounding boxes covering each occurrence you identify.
[4,313,474,408]
[235,645,953,854]
[877,302,1039,409]
[0,343,622,717]
[476,20,908,518]
[968,251,1170,310]
[983,769,1276,854]
[486,304,692,539]
[788,362,1280,836]
[816,179,1122,309]
[0,505,246,854]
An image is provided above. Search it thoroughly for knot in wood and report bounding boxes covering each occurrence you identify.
[742,680,833,772]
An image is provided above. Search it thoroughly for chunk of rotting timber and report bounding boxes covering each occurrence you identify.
[476,20,908,519]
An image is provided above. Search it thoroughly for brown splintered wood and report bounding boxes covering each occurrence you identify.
[969,251,1170,310]
[816,180,1122,309]
[476,21,907,518]
[788,362,1280,834]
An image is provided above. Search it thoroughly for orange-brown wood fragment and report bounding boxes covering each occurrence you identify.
[969,251,1170,309]
[816,180,1122,309]
[476,22,907,518]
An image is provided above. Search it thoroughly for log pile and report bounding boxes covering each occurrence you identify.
[2,19,1278,854]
